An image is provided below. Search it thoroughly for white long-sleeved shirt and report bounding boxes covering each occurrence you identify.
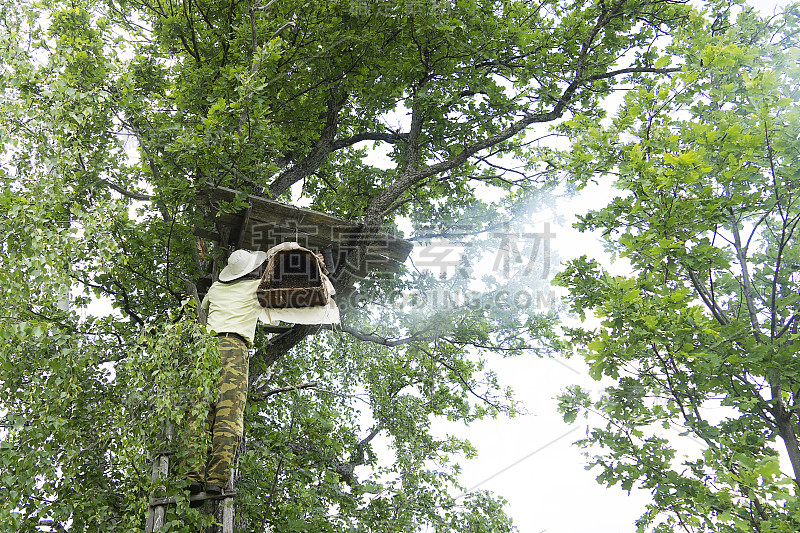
[201,279,264,346]
[201,277,340,346]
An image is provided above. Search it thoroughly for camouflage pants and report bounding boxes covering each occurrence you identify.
[184,336,249,487]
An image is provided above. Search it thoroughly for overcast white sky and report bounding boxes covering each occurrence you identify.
[418,181,650,533]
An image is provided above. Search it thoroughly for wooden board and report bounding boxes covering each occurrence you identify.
[196,187,412,276]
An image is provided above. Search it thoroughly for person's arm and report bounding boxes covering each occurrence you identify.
[199,291,210,326]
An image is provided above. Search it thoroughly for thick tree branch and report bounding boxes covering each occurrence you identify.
[584,65,682,82]
[255,324,313,369]
[362,63,681,230]
[111,279,145,327]
[685,267,731,326]
[769,401,800,486]
[271,21,297,39]
[728,210,762,342]
[179,276,207,325]
[268,93,349,198]
[339,325,438,347]
[405,96,427,172]
[333,425,382,486]
[98,178,154,202]
[331,131,409,150]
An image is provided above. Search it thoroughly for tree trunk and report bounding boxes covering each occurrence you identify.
[774,404,800,488]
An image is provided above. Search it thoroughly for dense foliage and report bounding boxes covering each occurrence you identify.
[556,2,800,531]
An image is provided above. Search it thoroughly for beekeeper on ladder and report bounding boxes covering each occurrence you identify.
[182,247,339,502]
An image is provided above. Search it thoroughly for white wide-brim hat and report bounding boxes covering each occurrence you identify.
[219,249,268,282]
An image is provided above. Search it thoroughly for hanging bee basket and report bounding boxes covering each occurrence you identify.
[257,245,330,308]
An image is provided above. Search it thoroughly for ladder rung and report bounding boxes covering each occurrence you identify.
[150,491,237,507]
[152,450,176,457]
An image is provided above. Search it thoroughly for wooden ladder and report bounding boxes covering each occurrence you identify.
[144,425,237,533]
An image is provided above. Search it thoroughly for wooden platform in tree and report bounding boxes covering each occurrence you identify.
[195,187,413,277]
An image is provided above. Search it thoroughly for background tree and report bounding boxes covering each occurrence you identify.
[556,2,800,531]
[1,0,697,531]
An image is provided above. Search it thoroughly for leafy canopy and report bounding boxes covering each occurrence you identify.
[556,2,800,532]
